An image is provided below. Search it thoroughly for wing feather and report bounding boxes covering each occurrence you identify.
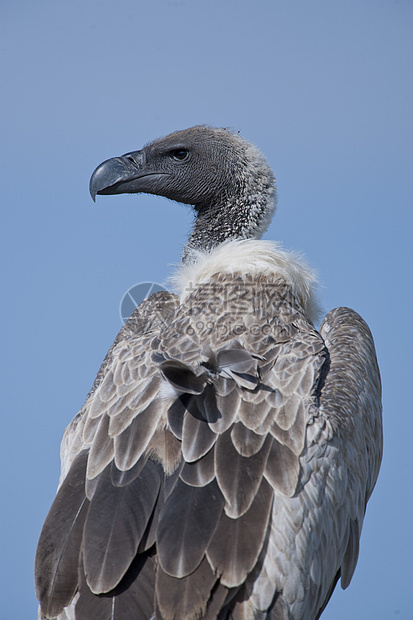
[209,387,241,433]
[167,395,186,439]
[113,400,163,471]
[181,403,218,462]
[269,400,306,455]
[86,414,114,479]
[215,429,272,518]
[230,422,267,457]
[157,478,225,578]
[237,397,266,430]
[75,552,157,620]
[264,439,299,497]
[179,446,216,487]
[156,557,217,620]
[206,478,273,588]
[108,376,161,436]
[35,451,89,619]
[110,456,148,487]
[83,459,162,593]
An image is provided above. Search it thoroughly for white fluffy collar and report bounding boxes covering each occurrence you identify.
[171,239,321,324]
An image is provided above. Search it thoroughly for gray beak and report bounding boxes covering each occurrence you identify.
[89,150,146,201]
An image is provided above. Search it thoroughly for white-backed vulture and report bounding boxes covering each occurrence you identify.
[35,126,383,620]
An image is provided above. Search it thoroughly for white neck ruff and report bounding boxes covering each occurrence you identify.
[171,239,321,324]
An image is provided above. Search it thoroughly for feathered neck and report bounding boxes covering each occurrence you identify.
[182,141,276,261]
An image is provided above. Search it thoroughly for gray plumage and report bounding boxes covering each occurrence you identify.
[35,126,382,620]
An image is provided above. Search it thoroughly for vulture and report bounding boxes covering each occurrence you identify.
[35,126,383,620]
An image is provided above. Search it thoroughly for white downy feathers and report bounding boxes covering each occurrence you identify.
[171,239,321,324]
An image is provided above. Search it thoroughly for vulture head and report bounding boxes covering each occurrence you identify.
[89,126,276,257]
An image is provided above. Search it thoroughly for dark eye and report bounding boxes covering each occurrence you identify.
[170,149,189,161]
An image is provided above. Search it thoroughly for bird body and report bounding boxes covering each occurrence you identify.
[35,127,382,619]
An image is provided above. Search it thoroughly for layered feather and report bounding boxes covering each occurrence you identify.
[35,451,89,619]
[36,244,382,620]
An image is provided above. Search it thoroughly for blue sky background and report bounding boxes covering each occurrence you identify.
[1,1,412,618]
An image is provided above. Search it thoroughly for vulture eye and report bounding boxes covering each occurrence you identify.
[170,149,189,161]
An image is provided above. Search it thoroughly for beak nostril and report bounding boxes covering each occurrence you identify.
[122,150,144,169]
[126,156,138,168]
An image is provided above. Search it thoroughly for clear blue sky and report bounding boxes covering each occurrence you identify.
[1,1,412,618]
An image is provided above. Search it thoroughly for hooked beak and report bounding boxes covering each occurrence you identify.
[89,150,168,201]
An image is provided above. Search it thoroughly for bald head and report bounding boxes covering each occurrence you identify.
[90,126,276,256]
